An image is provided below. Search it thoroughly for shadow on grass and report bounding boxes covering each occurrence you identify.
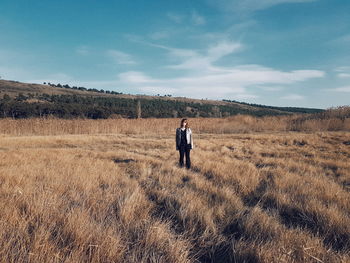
[113,158,136,164]
[260,196,350,253]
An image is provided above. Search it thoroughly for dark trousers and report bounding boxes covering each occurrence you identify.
[179,145,191,169]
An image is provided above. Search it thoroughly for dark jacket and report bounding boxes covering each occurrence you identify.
[176,128,194,150]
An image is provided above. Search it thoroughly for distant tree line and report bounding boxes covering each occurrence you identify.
[43,82,178,98]
[222,99,324,114]
[44,82,123,95]
[0,93,308,119]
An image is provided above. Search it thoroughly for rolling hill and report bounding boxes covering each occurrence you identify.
[0,79,324,119]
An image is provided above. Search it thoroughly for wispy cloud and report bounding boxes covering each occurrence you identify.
[334,66,350,72]
[333,66,350,78]
[118,71,155,84]
[208,41,242,61]
[162,40,243,71]
[331,86,350,92]
[116,70,247,98]
[208,0,318,14]
[88,40,325,100]
[235,93,259,99]
[0,39,325,102]
[167,11,205,26]
[149,31,170,40]
[114,64,322,100]
[191,11,206,25]
[280,94,305,100]
[106,50,137,65]
[135,41,198,58]
[112,39,323,99]
[258,86,285,91]
[338,73,350,78]
[166,13,183,23]
[76,45,89,55]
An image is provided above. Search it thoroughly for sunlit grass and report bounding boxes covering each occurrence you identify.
[0,127,349,262]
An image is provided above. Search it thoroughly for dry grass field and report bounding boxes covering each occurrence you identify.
[0,115,350,262]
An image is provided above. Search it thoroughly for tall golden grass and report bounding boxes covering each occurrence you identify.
[0,107,349,136]
[0,109,349,262]
[0,132,349,262]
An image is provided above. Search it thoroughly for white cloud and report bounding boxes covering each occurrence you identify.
[118,71,155,84]
[114,65,323,100]
[167,11,205,26]
[333,66,350,78]
[0,40,325,102]
[163,40,242,71]
[338,73,350,78]
[168,56,212,71]
[258,86,285,91]
[334,66,350,72]
[208,0,318,14]
[76,46,89,55]
[149,31,169,40]
[138,86,179,94]
[235,93,259,99]
[332,86,350,92]
[280,94,305,100]
[106,50,136,65]
[207,41,243,61]
[148,43,198,58]
[167,13,183,23]
[124,34,144,43]
[191,11,206,25]
[106,41,325,99]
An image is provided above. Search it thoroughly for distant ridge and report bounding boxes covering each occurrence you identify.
[0,79,324,119]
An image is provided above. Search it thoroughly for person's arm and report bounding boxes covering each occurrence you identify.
[189,128,194,149]
[191,131,194,149]
[175,128,179,150]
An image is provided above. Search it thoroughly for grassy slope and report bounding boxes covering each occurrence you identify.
[0,79,320,115]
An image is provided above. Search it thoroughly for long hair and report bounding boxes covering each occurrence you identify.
[180,118,189,129]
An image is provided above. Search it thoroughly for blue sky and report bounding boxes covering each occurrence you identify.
[0,0,349,108]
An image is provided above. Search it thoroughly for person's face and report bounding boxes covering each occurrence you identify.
[182,120,187,127]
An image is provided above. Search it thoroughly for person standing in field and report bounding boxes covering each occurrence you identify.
[176,118,194,169]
